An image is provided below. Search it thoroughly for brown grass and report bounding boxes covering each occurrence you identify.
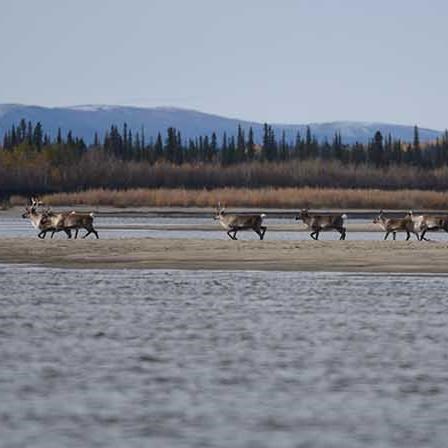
[9,187,448,210]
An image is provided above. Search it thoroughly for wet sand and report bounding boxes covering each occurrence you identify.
[1,238,448,273]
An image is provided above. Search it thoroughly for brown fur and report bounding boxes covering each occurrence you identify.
[373,211,419,240]
[22,205,72,239]
[409,212,448,241]
[296,209,346,240]
[214,206,266,240]
[60,212,99,239]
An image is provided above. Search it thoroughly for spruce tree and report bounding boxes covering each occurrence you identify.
[221,132,229,165]
[32,122,43,150]
[262,124,277,161]
[412,125,422,166]
[19,119,27,143]
[236,125,245,162]
[294,131,304,159]
[123,123,128,152]
[279,131,288,160]
[154,132,163,161]
[247,127,255,161]
[332,131,343,161]
[67,130,74,146]
[176,130,183,164]
[93,132,99,147]
[165,127,177,163]
[141,126,145,150]
[305,126,312,158]
[210,132,218,162]
[11,125,17,147]
[413,125,420,151]
[391,139,402,165]
[2,131,9,150]
[228,136,236,164]
[26,121,33,145]
[369,131,384,167]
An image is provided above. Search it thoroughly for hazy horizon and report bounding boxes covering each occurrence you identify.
[1,102,445,131]
[1,0,447,129]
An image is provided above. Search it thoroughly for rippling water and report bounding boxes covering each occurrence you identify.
[1,265,448,447]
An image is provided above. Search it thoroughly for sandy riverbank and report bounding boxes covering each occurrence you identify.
[1,238,447,273]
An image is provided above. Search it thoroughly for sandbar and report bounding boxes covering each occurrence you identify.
[1,238,448,273]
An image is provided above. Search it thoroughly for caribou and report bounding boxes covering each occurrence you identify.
[296,209,347,240]
[408,211,448,241]
[22,197,98,239]
[372,210,419,240]
[61,211,99,239]
[22,199,72,239]
[214,204,266,240]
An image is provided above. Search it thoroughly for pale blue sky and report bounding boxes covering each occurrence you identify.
[1,0,447,129]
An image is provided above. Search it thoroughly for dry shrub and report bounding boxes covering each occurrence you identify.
[9,195,29,206]
[34,187,448,210]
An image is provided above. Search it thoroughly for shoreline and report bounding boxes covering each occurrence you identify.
[3,205,446,220]
[1,238,448,273]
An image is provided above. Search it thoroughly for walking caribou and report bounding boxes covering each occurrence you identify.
[214,204,267,240]
[407,211,448,241]
[22,199,72,239]
[60,211,99,239]
[22,197,98,239]
[372,210,419,240]
[296,209,347,240]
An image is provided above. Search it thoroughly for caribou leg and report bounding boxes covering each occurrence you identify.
[420,229,429,241]
[227,230,237,240]
[82,225,99,239]
[253,226,267,240]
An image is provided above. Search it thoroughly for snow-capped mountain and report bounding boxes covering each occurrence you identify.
[0,104,442,144]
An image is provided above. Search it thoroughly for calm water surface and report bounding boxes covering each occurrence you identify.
[1,265,448,447]
[3,215,448,241]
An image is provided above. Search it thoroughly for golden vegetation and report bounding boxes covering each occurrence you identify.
[9,187,448,210]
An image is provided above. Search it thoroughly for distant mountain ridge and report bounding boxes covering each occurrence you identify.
[0,103,443,145]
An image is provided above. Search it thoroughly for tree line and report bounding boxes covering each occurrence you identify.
[3,118,448,168]
[2,118,448,196]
